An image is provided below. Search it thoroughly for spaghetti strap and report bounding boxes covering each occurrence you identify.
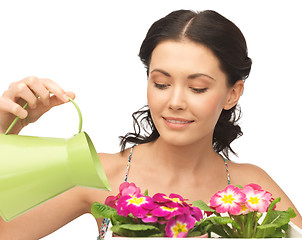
[97,145,136,240]
[124,145,135,182]
[222,156,231,185]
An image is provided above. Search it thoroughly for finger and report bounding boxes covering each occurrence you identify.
[0,97,28,119]
[7,82,39,109]
[47,91,76,108]
[65,91,76,100]
[40,78,70,103]
[25,78,51,106]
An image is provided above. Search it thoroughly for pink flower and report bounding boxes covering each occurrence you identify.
[153,193,187,208]
[105,195,119,209]
[151,205,185,220]
[119,182,141,196]
[189,206,203,221]
[242,184,272,212]
[165,214,196,238]
[239,203,250,215]
[141,212,158,223]
[210,185,246,215]
[105,182,141,209]
[116,195,157,218]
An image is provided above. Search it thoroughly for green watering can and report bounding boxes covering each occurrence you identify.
[0,98,111,222]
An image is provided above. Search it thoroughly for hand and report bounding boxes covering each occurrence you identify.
[0,76,75,134]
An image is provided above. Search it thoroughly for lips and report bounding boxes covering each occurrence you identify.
[163,117,194,123]
[163,117,194,129]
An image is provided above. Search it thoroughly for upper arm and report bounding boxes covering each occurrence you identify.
[230,163,302,229]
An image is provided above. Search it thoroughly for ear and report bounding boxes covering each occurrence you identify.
[224,80,244,110]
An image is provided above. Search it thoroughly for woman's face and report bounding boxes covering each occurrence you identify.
[147,40,239,146]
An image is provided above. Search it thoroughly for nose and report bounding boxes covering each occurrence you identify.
[168,86,186,111]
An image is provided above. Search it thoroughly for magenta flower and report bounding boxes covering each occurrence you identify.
[116,194,157,218]
[210,185,246,215]
[105,182,141,210]
[141,212,158,223]
[165,214,196,238]
[151,205,185,220]
[242,184,272,212]
[105,195,119,209]
[119,182,141,196]
[189,206,203,221]
[153,193,186,207]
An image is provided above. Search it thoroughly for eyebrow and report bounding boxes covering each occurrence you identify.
[150,69,215,81]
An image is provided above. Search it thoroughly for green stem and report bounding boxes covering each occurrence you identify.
[233,215,246,237]
[252,212,259,238]
[222,224,240,238]
[245,212,254,238]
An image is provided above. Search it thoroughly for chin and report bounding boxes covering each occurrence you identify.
[158,135,200,147]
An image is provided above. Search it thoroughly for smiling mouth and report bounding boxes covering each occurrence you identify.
[165,119,194,124]
[163,117,194,125]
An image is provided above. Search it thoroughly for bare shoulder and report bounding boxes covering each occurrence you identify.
[228,162,270,186]
[229,162,286,198]
[228,161,302,228]
[83,149,131,208]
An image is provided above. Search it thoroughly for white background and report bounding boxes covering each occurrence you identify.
[0,0,301,239]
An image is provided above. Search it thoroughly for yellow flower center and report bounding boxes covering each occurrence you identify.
[127,196,146,206]
[164,196,182,204]
[172,222,188,237]
[221,194,235,204]
[162,206,178,212]
[241,204,248,212]
[248,196,260,205]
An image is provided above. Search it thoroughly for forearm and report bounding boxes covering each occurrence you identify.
[0,187,89,240]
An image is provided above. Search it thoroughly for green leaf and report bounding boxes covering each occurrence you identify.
[187,231,203,237]
[148,232,165,237]
[144,189,149,196]
[235,184,243,189]
[256,225,277,238]
[262,197,281,225]
[192,200,215,212]
[257,205,294,238]
[117,224,160,231]
[209,225,230,238]
[211,216,241,230]
[263,210,291,228]
[111,224,161,237]
[286,207,297,219]
[91,202,133,224]
[91,202,116,219]
[110,225,137,237]
[272,227,286,238]
[194,219,214,235]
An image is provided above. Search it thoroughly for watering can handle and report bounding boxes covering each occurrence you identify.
[5,97,82,135]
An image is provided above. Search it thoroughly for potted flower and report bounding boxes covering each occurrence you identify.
[91,182,301,238]
[192,184,297,238]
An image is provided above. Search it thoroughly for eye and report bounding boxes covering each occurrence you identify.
[190,87,208,93]
[154,82,169,90]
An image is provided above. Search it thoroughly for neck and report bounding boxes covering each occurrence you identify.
[149,136,218,174]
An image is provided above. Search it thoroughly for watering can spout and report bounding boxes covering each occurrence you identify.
[0,98,111,222]
[67,132,111,190]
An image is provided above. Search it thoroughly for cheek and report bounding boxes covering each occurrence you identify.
[191,93,226,120]
[147,84,167,112]
[147,85,160,120]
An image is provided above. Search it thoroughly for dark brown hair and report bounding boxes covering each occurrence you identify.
[120,10,252,158]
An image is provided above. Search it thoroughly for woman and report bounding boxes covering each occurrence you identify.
[0,10,301,239]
